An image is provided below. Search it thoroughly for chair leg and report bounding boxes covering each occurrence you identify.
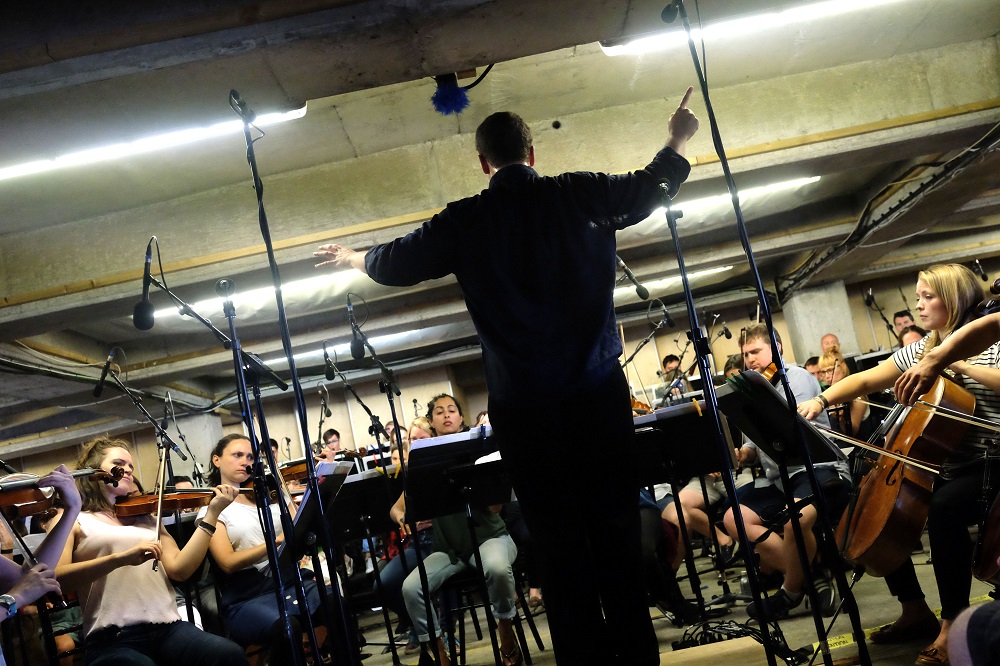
[514,581,544,651]
[513,617,532,666]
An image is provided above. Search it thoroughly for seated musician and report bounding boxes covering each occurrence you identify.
[200,433,331,665]
[817,345,876,440]
[899,324,929,348]
[663,354,750,570]
[55,436,246,666]
[799,264,1000,666]
[0,466,79,663]
[722,323,848,621]
[400,394,520,666]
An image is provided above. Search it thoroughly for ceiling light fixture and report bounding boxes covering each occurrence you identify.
[0,105,307,182]
[600,0,909,56]
[665,176,822,217]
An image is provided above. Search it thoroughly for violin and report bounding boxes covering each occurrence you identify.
[630,396,652,415]
[114,487,257,517]
[0,468,124,520]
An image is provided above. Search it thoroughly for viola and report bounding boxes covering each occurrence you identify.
[0,468,124,520]
[836,375,974,576]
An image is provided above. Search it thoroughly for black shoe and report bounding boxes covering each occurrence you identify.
[812,569,837,617]
[715,541,739,568]
[747,589,803,621]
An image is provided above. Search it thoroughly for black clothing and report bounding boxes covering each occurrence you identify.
[363,146,692,665]
[365,148,690,403]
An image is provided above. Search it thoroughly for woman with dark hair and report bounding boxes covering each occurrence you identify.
[55,436,246,666]
[401,394,521,666]
[200,433,329,665]
[799,264,1000,666]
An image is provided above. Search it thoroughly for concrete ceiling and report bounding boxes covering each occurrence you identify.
[1,0,1000,455]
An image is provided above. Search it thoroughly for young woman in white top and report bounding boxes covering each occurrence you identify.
[203,433,328,665]
[55,436,245,666]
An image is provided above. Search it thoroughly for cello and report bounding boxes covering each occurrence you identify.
[835,375,975,576]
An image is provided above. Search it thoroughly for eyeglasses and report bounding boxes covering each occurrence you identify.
[818,368,836,376]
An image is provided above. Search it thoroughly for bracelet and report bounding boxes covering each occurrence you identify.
[0,549,12,554]
[814,394,830,409]
[196,520,217,536]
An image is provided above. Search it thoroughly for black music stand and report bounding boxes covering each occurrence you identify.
[325,466,405,664]
[634,402,742,617]
[715,372,846,468]
[278,461,355,566]
[403,427,511,666]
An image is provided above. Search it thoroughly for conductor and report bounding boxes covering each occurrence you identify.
[315,88,699,665]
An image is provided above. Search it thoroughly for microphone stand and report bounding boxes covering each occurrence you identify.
[230,90,358,665]
[666,3,871,664]
[325,359,391,474]
[620,316,670,409]
[167,392,205,486]
[215,280,309,666]
[865,291,897,349]
[348,316,448,665]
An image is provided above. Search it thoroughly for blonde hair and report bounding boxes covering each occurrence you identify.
[916,264,983,355]
[404,417,433,451]
[818,345,850,380]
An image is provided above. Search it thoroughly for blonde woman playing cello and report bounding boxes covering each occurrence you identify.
[798,264,1000,666]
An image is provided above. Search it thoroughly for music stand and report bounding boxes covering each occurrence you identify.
[405,426,502,523]
[278,461,355,566]
[634,402,742,617]
[322,465,406,664]
[402,426,509,666]
[715,372,846,468]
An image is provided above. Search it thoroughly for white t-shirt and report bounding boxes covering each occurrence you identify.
[198,501,283,573]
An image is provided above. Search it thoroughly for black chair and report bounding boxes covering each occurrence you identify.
[437,566,544,666]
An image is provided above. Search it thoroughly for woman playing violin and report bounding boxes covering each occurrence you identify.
[798,264,1000,666]
[54,436,246,666]
[200,433,329,665]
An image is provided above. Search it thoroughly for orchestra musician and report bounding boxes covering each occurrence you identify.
[816,345,875,440]
[399,394,519,666]
[55,436,247,666]
[0,465,81,666]
[200,433,330,666]
[315,87,699,666]
[724,323,847,621]
[799,264,1000,666]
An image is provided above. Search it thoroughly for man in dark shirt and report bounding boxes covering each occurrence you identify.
[315,89,699,665]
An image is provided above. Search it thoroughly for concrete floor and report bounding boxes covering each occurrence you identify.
[356,548,995,666]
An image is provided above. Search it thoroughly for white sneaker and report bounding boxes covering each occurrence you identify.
[365,557,374,574]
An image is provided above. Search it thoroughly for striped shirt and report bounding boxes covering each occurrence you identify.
[892,336,1000,478]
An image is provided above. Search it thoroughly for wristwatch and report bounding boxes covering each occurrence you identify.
[0,594,17,617]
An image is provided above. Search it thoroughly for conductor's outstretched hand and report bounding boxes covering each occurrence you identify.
[667,86,699,153]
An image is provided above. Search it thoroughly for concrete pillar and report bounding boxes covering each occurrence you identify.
[782,281,861,360]
[161,412,224,486]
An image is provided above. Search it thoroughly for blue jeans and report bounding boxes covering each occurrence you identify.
[402,534,517,643]
[84,620,246,666]
[375,529,434,620]
[225,577,325,647]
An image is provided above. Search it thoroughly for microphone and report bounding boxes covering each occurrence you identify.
[133,238,155,331]
[723,323,732,339]
[318,385,332,417]
[658,302,675,328]
[229,90,256,122]
[661,1,679,23]
[991,278,1000,296]
[93,348,116,398]
[616,255,649,300]
[322,342,336,381]
[348,295,365,360]
[864,288,874,307]
[973,259,989,282]
[161,395,170,433]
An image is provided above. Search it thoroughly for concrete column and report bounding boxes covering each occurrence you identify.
[782,280,861,360]
[161,412,224,486]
